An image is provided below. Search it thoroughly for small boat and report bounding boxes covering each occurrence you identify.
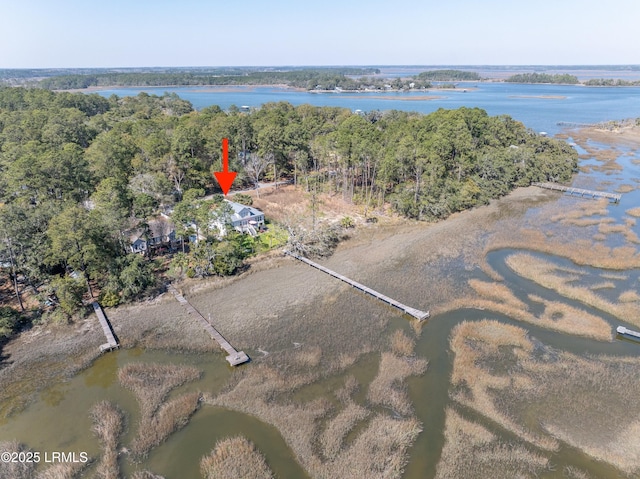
[616,326,640,341]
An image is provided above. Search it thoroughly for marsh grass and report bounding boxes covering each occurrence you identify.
[118,363,202,460]
[90,400,123,479]
[390,329,415,356]
[450,320,640,476]
[506,253,640,328]
[36,462,90,479]
[485,228,640,271]
[434,407,550,479]
[0,441,35,479]
[118,363,201,418]
[130,472,165,479]
[131,392,200,459]
[626,207,640,218]
[200,436,274,479]
[367,352,428,416]
[444,279,612,341]
[320,401,370,460]
[208,345,426,479]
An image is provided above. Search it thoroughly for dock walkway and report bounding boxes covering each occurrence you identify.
[617,325,640,341]
[285,251,429,321]
[168,285,249,366]
[532,182,622,203]
[93,302,119,352]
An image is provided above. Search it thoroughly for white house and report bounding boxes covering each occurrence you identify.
[212,200,265,237]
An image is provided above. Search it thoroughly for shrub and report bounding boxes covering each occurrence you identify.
[233,193,253,206]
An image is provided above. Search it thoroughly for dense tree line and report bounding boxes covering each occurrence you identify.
[417,70,482,81]
[0,86,576,332]
[505,73,579,84]
[584,78,640,87]
[36,68,388,91]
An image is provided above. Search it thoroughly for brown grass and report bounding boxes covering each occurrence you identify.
[35,462,90,479]
[0,441,36,479]
[598,222,640,243]
[200,436,274,479]
[130,472,165,479]
[320,401,370,460]
[439,278,612,341]
[505,253,640,328]
[449,319,640,475]
[616,184,635,193]
[367,352,428,416]
[90,400,123,479]
[484,228,640,272]
[118,363,202,460]
[434,408,549,479]
[449,320,557,451]
[390,329,415,356]
[207,343,426,479]
[131,392,200,459]
[626,207,640,218]
[619,290,640,302]
[118,363,201,418]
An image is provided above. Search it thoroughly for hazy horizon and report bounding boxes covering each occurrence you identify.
[2,0,639,69]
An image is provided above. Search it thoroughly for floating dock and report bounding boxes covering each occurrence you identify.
[93,302,119,353]
[285,251,429,321]
[168,285,249,366]
[532,182,622,203]
[616,325,640,342]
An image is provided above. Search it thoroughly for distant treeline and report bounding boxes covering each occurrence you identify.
[505,73,580,84]
[584,78,640,86]
[36,69,439,92]
[417,70,482,81]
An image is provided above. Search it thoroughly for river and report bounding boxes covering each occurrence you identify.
[1,83,640,478]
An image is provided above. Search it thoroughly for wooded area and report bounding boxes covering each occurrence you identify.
[0,86,577,333]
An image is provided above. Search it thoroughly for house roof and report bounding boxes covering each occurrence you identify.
[224,200,264,221]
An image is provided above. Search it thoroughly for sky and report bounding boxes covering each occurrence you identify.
[1,0,638,68]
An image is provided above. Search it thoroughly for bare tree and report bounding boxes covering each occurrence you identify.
[244,152,269,198]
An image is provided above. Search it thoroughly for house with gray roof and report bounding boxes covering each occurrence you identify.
[213,200,265,236]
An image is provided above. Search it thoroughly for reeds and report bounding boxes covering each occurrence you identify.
[118,363,202,460]
[626,207,640,218]
[434,408,549,479]
[449,319,640,475]
[0,441,35,479]
[208,343,427,479]
[505,252,640,328]
[367,352,427,416]
[390,329,415,356]
[320,402,370,460]
[90,400,123,479]
[200,436,274,479]
[36,462,90,479]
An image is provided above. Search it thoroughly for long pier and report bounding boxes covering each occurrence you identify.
[93,302,119,353]
[617,325,640,342]
[285,251,429,321]
[168,285,249,366]
[532,182,622,203]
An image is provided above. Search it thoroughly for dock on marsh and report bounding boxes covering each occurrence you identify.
[285,251,429,321]
[168,285,249,366]
[532,182,622,203]
[93,301,119,353]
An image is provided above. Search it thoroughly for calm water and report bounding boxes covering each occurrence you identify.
[93,82,640,135]
[2,86,640,478]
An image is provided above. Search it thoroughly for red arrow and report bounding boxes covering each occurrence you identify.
[213,138,237,195]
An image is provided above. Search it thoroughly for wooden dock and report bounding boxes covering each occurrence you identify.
[617,325,640,342]
[285,251,429,321]
[93,302,119,353]
[532,182,622,203]
[168,285,249,366]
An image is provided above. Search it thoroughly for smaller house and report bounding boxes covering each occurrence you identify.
[213,200,265,237]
